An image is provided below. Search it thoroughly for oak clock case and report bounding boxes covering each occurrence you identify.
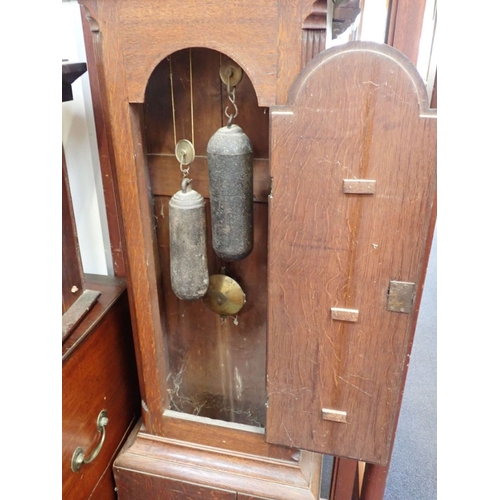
[77,1,436,498]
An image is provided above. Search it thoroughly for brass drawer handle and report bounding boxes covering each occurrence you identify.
[71,410,108,472]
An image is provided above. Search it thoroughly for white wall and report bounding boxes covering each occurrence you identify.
[62,1,112,275]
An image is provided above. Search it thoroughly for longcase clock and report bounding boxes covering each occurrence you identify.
[78,1,436,498]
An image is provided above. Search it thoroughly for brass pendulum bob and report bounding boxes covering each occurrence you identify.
[169,177,209,300]
[203,274,246,316]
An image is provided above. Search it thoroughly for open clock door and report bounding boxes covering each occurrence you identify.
[266,41,436,466]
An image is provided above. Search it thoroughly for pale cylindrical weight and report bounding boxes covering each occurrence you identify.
[169,181,209,300]
[207,124,253,261]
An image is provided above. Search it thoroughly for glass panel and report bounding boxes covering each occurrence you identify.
[145,48,269,428]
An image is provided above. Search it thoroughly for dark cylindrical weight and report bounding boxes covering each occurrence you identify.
[169,180,209,300]
[207,124,253,261]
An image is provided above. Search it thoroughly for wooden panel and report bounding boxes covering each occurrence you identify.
[62,149,84,314]
[333,3,436,495]
[301,0,328,67]
[80,7,127,276]
[63,275,120,358]
[113,430,321,500]
[77,0,170,431]
[329,458,359,500]
[358,463,389,500]
[148,156,271,202]
[277,1,327,104]
[238,495,273,500]
[154,197,268,427]
[144,48,223,155]
[62,289,101,341]
[430,70,437,109]
[157,414,294,461]
[62,275,141,500]
[115,468,236,499]
[88,471,121,500]
[386,0,427,66]
[266,42,436,465]
[143,47,269,158]
[117,0,280,106]
[80,0,323,107]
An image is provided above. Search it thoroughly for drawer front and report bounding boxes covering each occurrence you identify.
[62,293,140,500]
[114,468,236,499]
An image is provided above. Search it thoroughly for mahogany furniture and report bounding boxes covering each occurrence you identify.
[76,1,436,498]
[62,275,140,500]
[62,62,141,500]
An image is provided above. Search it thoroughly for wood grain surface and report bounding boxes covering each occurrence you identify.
[266,42,436,465]
[62,275,140,500]
[155,197,269,427]
[386,0,427,66]
[76,0,325,438]
[114,429,321,500]
[80,6,127,276]
[117,0,280,105]
[329,458,360,500]
[62,149,84,314]
[74,2,435,493]
[80,0,323,106]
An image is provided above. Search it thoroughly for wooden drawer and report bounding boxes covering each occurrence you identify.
[115,467,236,500]
[62,275,140,500]
[113,424,321,500]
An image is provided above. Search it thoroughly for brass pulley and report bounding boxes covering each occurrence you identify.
[169,140,209,301]
[175,139,196,167]
[220,60,242,127]
[219,60,243,89]
[203,274,246,316]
